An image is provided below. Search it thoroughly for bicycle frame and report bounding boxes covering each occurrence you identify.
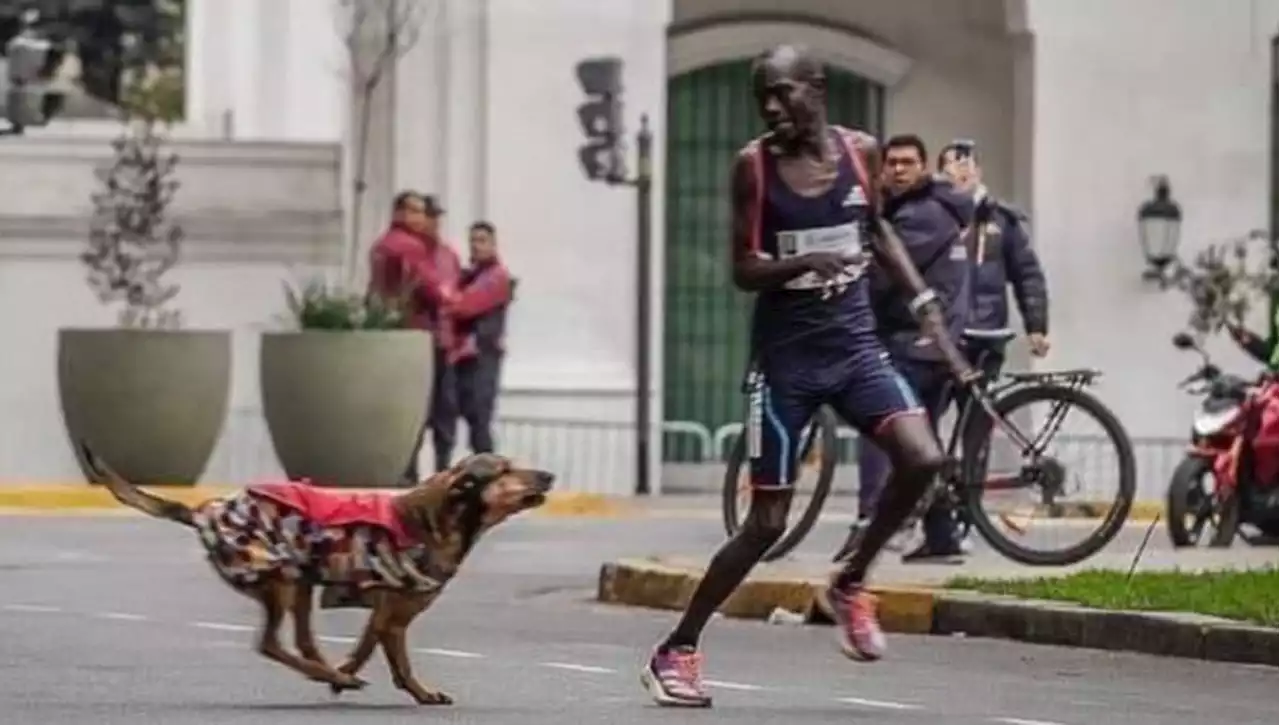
[943,365,1103,491]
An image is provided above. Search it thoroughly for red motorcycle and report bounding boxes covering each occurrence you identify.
[1165,332,1278,547]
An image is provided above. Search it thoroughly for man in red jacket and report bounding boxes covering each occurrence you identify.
[367,192,463,481]
[435,221,515,463]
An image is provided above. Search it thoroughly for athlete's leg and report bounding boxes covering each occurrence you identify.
[642,377,816,707]
[822,357,945,660]
[835,356,942,563]
[855,436,890,521]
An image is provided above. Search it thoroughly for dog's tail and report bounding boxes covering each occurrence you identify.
[80,443,197,528]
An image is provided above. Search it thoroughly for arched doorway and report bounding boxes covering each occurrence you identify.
[662,59,883,463]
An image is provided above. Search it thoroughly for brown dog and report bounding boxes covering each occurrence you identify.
[83,446,554,705]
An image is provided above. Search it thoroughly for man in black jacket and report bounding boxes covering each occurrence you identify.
[938,140,1050,369]
[935,140,1050,558]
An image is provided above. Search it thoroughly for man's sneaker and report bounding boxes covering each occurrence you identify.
[823,584,886,661]
[640,645,712,708]
[901,543,965,564]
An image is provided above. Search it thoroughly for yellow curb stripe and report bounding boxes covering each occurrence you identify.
[599,558,944,634]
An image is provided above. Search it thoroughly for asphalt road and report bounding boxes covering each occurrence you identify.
[0,513,1274,725]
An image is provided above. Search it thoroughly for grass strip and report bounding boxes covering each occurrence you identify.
[945,566,1278,627]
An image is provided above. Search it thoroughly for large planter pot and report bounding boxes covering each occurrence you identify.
[58,328,232,487]
[260,330,432,488]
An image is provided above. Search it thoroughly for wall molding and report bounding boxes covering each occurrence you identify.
[0,137,340,170]
[0,213,342,264]
[667,14,912,85]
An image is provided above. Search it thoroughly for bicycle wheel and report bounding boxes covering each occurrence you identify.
[720,405,838,562]
[960,384,1136,566]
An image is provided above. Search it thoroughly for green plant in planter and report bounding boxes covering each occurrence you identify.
[282,279,415,331]
[1170,233,1278,340]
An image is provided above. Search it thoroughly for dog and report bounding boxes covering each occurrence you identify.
[83,446,554,705]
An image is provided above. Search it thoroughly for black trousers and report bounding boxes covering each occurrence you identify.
[917,337,1007,549]
[405,348,503,478]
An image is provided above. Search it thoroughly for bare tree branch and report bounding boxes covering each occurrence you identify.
[336,0,434,285]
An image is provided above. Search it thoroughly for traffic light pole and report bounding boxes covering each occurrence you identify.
[602,115,654,496]
[572,56,656,496]
[1269,34,1277,255]
[633,116,654,496]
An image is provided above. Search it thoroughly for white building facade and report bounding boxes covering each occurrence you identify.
[1,0,1275,496]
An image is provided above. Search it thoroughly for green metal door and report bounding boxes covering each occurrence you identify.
[662,60,883,464]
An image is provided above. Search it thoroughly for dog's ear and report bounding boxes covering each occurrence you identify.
[461,453,509,483]
[449,453,509,499]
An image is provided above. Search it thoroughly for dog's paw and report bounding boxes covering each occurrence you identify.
[326,674,369,695]
[412,690,454,706]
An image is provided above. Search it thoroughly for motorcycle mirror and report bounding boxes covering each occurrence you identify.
[1171,332,1197,350]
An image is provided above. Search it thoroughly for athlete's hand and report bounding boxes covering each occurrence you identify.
[919,305,981,384]
[804,251,862,280]
[1028,333,1051,358]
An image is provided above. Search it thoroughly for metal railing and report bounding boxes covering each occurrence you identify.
[203,408,637,495]
[201,407,1185,501]
[662,424,1187,502]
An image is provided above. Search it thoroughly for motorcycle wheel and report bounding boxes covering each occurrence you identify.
[1165,457,1214,547]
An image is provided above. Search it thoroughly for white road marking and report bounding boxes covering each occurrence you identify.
[993,718,1067,725]
[94,612,147,621]
[836,696,924,711]
[3,604,62,613]
[318,634,357,644]
[190,621,255,632]
[703,679,763,691]
[539,662,617,675]
[417,647,485,659]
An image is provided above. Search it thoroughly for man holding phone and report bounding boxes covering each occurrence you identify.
[937,139,1050,374]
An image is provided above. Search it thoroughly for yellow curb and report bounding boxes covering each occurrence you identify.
[530,493,635,518]
[1046,500,1162,522]
[597,558,942,634]
[0,485,633,519]
[0,485,236,509]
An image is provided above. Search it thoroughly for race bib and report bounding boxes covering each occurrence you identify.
[775,222,867,291]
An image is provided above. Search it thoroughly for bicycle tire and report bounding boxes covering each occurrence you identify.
[961,384,1136,566]
[720,405,839,562]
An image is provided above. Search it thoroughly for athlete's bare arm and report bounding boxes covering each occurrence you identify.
[729,151,848,292]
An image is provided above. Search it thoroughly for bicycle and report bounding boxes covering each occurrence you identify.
[721,330,1137,566]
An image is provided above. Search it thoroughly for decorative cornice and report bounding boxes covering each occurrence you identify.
[667,13,912,86]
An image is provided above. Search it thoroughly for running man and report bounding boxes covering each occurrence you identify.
[640,44,977,708]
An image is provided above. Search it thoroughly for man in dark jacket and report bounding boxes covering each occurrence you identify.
[938,139,1050,372]
[928,141,1052,556]
[436,221,514,464]
[837,134,976,564]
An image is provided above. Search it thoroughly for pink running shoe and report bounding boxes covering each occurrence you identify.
[824,584,887,661]
[640,645,712,707]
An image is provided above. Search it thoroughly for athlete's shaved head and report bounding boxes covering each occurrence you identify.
[750,44,827,150]
[751,44,826,86]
